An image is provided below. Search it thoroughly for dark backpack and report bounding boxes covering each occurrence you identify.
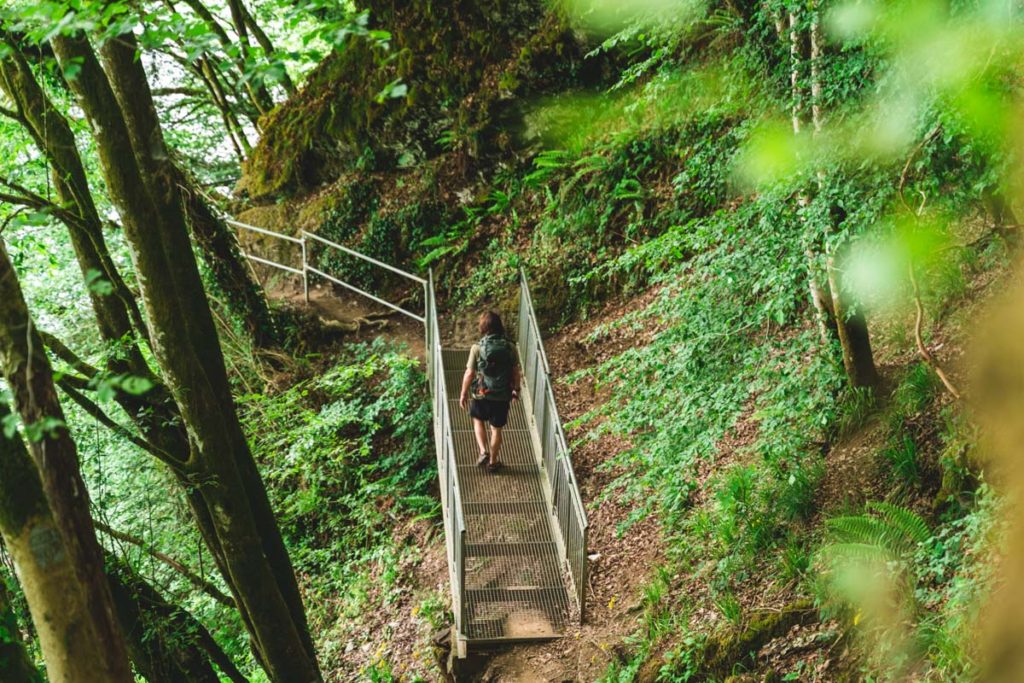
[472,335,514,401]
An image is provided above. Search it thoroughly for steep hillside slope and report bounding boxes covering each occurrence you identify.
[237,1,1017,680]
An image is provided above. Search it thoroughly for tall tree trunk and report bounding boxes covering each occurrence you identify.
[0,33,148,344]
[176,166,280,348]
[2,32,301,682]
[0,31,195,460]
[786,7,836,345]
[0,244,134,683]
[808,2,878,387]
[51,32,320,682]
[105,554,249,683]
[0,577,42,683]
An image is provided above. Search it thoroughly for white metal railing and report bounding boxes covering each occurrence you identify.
[229,218,582,637]
[517,269,588,622]
[425,271,468,643]
[229,217,468,639]
[227,218,425,322]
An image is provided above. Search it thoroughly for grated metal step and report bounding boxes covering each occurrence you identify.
[453,430,538,467]
[464,587,568,640]
[443,345,570,643]
[457,464,545,504]
[464,501,552,544]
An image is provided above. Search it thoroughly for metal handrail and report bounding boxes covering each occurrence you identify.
[425,270,467,641]
[517,268,588,622]
[306,266,425,323]
[301,230,426,285]
[227,220,426,321]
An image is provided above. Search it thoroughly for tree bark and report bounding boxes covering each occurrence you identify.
[827,251,879,388]
[105,554,249,683]
[175,165,280,349]
[0,577,42,683]
[0,245,134,683]
[51,31,321,682]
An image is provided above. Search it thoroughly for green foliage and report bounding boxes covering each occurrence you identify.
[815,492,1000,680]
[825,502,931,560]
[882,433,920,488]
[240,340,434,587]
[892,363,940,419]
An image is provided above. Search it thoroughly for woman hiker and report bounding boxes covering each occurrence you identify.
[459,311,521,472]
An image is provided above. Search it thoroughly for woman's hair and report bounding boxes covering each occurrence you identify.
[478,310,505,337]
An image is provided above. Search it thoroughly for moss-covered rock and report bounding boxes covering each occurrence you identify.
[640,600,818,682]
[239,0,584,200]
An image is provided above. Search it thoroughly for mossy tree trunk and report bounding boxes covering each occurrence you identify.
[175,165,281,349]
[51,31,320,683]
[0,37,284,675]
[105,554,249,683]
[0,244,134,683]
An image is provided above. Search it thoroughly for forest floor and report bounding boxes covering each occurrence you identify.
[259,240,999,681]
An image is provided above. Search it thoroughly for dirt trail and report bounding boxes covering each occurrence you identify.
[272,277,427,359]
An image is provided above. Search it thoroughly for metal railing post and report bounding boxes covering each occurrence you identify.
[301,236,309,303]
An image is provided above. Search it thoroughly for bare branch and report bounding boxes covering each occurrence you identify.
[897,124,962,400]
[56,377,181,467]
[908,263,962,400]
[38,329,100,379]
[94,520,236,608]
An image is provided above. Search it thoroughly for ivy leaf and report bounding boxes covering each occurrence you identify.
[119,375,154,396]
[85,268,114,296]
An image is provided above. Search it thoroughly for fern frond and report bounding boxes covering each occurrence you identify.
[817,542,898,567]
[867,502,932,547]
[826,515,893,547]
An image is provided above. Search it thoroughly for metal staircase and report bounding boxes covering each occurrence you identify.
[230,218,587,656]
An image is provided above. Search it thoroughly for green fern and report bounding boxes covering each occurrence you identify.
[823,504,931,561]
[818,542,898,566]
[867,502,932,546]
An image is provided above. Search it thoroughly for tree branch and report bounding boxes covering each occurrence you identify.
[56,377,182,467]
[897,125,962,400]
[94,520,236,609]
[908,263,962,399]
[37,329,101,378]
[0,175,88,232]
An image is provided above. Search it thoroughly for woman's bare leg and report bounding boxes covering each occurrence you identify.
[473,417,488,456]
[489,426,503,465]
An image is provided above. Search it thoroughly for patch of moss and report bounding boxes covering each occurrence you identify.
[702,599,816,678]
[239,0,579,201]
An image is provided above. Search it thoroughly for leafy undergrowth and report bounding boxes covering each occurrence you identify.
[238,339,449,681]
[567,249,1009,682]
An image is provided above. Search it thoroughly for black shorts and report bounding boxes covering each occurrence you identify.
[469,399,511,428]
